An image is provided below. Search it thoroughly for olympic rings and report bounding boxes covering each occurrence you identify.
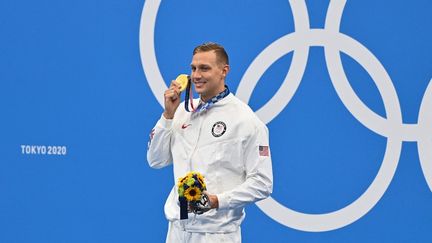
[140,0,432,232]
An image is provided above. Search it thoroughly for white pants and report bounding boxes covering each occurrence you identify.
[166,221,241,243]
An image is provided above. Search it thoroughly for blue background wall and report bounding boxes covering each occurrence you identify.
[1,0,431,242]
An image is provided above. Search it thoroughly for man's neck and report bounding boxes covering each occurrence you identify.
[201,86,226,102]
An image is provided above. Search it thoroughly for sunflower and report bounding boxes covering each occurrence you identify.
[178,174,189,186]
[196,174,206,189]
[184,186,202,201]
[177,171,207,201]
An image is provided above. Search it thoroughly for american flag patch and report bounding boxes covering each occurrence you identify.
[259,145,269,156]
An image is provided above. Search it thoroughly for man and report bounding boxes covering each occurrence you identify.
[147,42,273,243]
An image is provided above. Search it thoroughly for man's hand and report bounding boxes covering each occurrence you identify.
[188,192,219,215]
[206,193,219,209]
[163,80,181,119]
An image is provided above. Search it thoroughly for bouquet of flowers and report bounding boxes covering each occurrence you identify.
[177,171,210,219]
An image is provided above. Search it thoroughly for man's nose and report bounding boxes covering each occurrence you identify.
[192,71,202,80]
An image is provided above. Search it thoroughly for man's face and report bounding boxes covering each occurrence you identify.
[190,51,229,101]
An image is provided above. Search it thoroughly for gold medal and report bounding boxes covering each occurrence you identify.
[175,74,189,92]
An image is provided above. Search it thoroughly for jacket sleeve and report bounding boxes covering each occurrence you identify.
[146,114,174,169]
[217,122,273,210]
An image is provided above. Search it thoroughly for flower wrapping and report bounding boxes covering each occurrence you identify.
[177,171,206,219]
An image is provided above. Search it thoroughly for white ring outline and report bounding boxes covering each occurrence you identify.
[140,0,166,107]
[140,0,432,232]
[239,29,403,232]
[417,80,432,191]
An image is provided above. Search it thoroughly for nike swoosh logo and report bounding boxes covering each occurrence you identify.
[181,124,191,129]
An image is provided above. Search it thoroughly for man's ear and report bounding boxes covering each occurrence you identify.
[222,64,230,78]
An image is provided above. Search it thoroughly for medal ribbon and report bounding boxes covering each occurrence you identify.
[185,82,230,113]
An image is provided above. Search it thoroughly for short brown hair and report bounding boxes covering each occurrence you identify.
[193,42,229,65]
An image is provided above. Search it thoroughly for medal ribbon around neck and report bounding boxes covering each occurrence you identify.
[192,85,230,113]
[176,74,230,113]
[186,85,230,113]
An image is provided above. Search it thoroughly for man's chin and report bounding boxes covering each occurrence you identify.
[194,88,205,95]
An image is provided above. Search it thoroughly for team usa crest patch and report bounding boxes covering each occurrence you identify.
[211,121,226,137]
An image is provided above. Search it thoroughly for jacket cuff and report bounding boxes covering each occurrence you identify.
[159,114,173,129]
[216,193,231,210]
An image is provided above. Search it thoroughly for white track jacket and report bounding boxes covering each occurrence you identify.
[147,93,273,233]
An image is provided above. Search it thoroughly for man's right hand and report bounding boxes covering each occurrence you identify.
[163,80,181,119]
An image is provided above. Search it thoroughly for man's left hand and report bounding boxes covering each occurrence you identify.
[188,192,219,215]
[206,193,219,209]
